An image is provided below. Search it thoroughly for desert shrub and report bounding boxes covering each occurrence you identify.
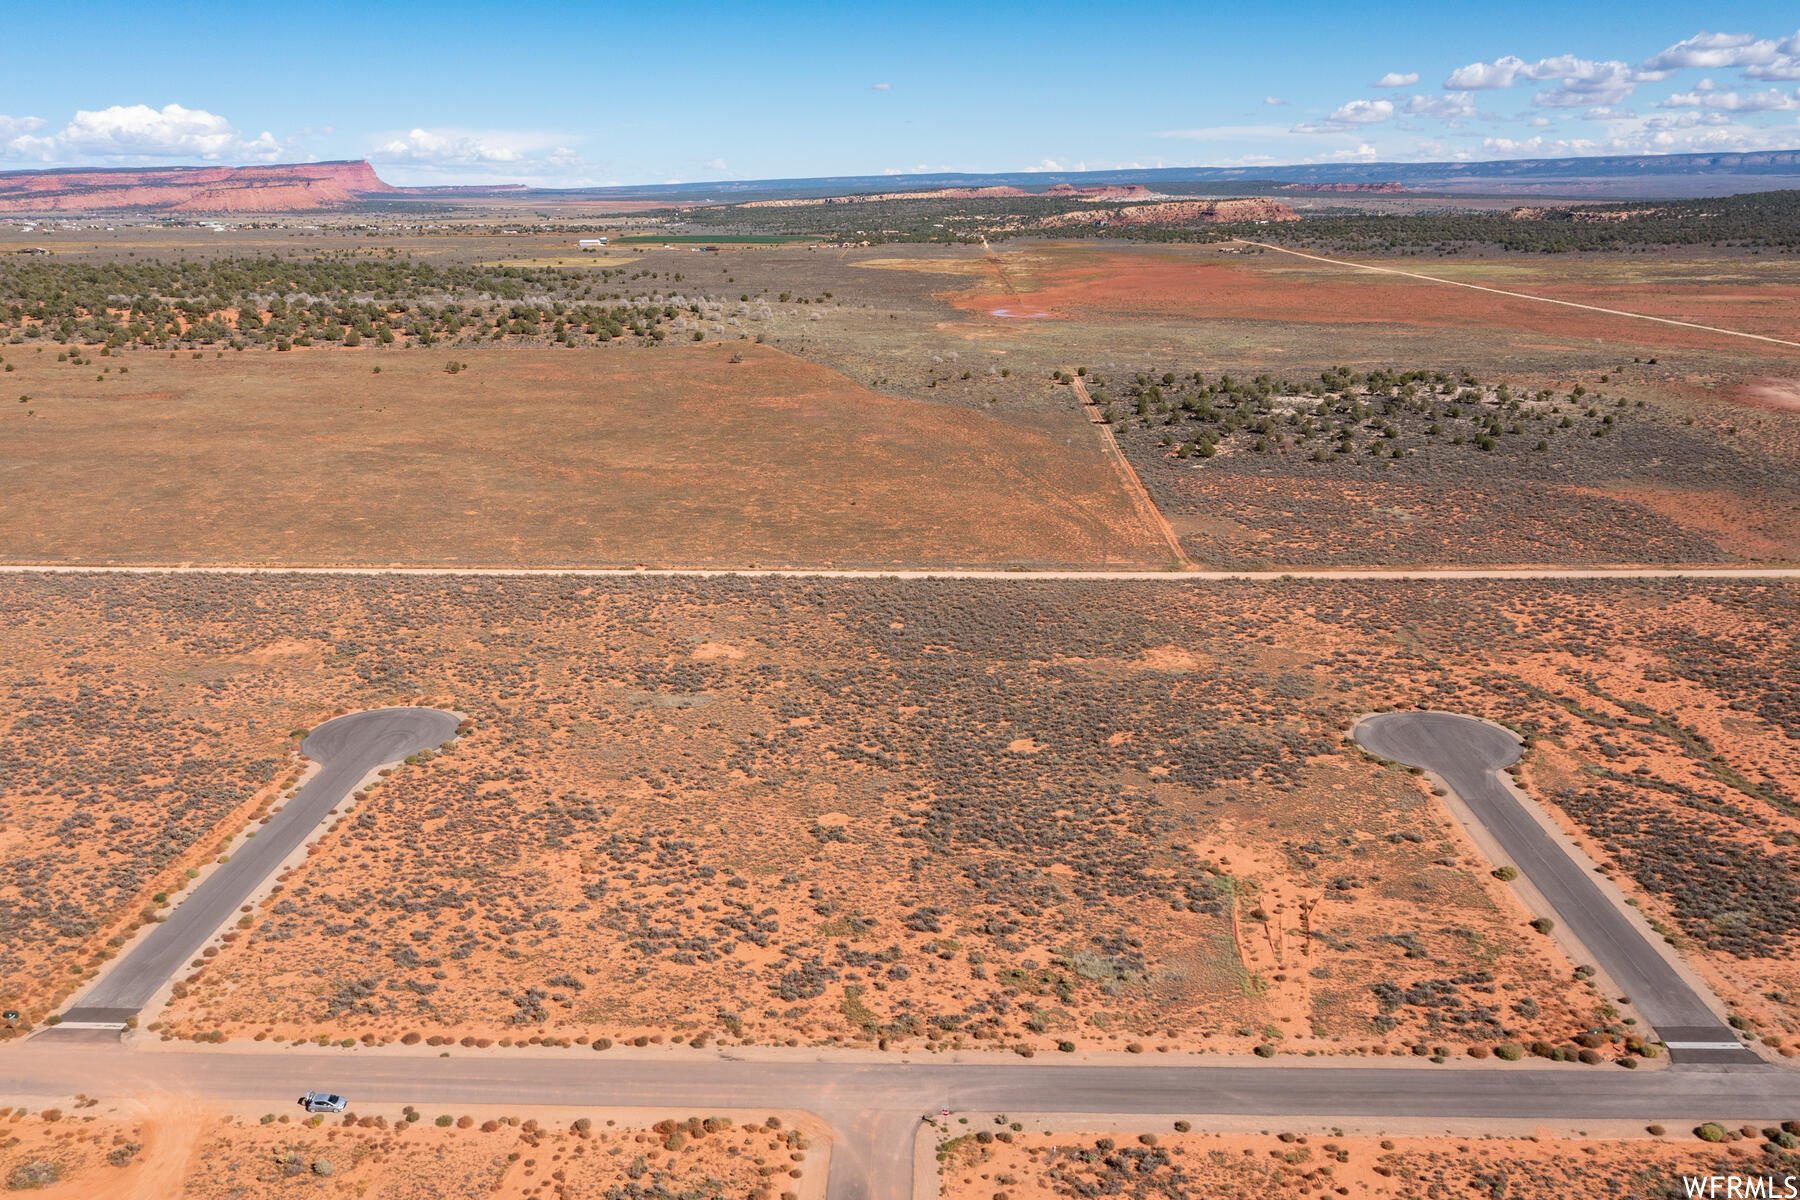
[6,1160,59,1189]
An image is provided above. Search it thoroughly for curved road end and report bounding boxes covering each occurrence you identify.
[52,707,461,1033]
[1353,710,1757,1066]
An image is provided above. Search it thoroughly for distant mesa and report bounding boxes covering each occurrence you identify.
[739,185,1030,208]
[1276,181,1406,194]
[1036,197,1300,228]
[740,182,1158,209]
[1042,182,1156,200]
[0,160,525,215]
[1507,204,1666,223]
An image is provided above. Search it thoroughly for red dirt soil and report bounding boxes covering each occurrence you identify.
[951,244,1799,352]
[1731,377,1800,413]
[0,343,1169,569]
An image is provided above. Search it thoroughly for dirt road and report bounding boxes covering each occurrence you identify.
[1067,373,1192,567]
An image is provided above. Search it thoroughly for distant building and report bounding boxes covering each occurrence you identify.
[578,238,607,248]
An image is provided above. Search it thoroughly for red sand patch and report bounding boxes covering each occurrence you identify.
[1731,377,1800,413]
[1528,284,1800,340]
[951,245,1796,352]
[1599,483,1800,562]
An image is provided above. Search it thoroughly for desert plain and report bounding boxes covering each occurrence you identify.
[1,188,1798,1200]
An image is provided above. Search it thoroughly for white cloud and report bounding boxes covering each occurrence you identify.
[1479,135,1598,155]
[1604,117,1800,154]
[869,82,892,91]
[1293,98,1394,133]
[1579,106,1637,121]
[0,114,46,140]
[1644,111,1734,130]
[1444,54,1636,107]
[1263,95,1288,106]
[702,157,728,172]
[373,127,562,165]
[1446,31,1800,111]
[364,128,620,186]
[1745,45,1800,81]
[1373,71,1419,88]
[1404,92,1477,120]
[1333,99,1396,123]
[1325,143,1380,162]
[1532,99,1800,156]
[1637,30,1782,76]
[376,130,491,163]
[1661,87,1800,112]
[4,104,281,162]
[1446,55,1531,89]
[1529,60,1639,108]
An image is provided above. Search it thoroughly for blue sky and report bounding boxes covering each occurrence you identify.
[3,1,1799,186]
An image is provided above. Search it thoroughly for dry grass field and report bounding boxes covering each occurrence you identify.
[937,1122,1800,1200]
[0,1104,811,1200]
[3,575,1796,1062]
[4,231,1796,569]
[0,341,1166,569]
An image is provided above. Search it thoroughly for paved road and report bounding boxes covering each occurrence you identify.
[57,708,459,1028]
[9,704,1796,1199]
[1353,711,1753,1064]
[2,564,1799,581]
[2,1045,1798,1200]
